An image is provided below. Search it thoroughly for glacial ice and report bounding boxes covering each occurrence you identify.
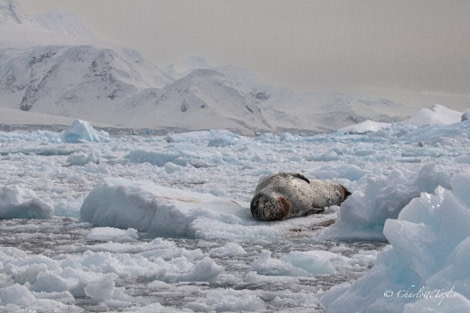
[79,178,250,239]
[62,119,108,143]
[405,104,463,127]
[322,163,452,241]
[320,173,470,313]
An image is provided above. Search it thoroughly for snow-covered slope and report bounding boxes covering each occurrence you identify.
[0,45,172,110]
[0,0,97,49]
[119,68,274,133]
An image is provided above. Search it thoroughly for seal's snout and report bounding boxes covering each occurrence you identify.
[250,193,265,220]
[250,193,291,221]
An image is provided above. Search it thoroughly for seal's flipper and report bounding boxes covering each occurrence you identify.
[288,173,310,184]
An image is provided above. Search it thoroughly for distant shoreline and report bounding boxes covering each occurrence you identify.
[0,123,325,137]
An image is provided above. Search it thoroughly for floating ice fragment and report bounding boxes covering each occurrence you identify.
[405,104,462,127]
[210,242,247,257]
[66,149,101,166]
[280,250,345,275]
[249,250,308,276]
[180,257,224,282]
[80,178,247,239]
[86,227,138,242]
[84,273,118,304]
[62,119,108,143]
[323,163,451,241]
[0,185,53,219]
[185,288,266,312]
[321,172,470,313]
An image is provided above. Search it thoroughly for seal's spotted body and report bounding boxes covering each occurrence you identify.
[250,172,350,221]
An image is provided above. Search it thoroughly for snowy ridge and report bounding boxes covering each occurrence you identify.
[122,68,273,133]
[0,0,31,24]
[0,0,98,49]
[33,9,96,39]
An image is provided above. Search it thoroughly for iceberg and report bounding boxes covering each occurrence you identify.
[322,163,451,241]
[62,119,108,143]
[405,104,462,127]
[80,178,252,239]
[320,173,470,313]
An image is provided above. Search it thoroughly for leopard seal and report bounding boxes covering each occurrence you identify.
[250,172,350,221]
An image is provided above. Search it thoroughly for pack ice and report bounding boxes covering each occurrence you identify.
[0,106,469,312]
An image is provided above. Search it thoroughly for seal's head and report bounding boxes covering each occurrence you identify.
[250,192,291,221]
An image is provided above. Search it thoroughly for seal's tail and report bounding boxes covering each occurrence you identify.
[341,185,352,200]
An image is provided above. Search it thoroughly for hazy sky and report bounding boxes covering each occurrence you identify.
[19,0,470,94]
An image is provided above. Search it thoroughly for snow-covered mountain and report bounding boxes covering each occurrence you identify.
[119,68,275,132]
[0,0,468,134]
[0,1,275,134]
[0,45,172,111]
